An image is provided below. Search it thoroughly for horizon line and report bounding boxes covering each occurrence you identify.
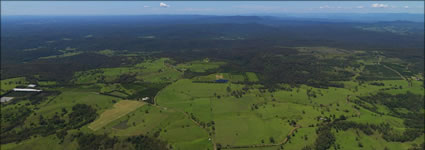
[2,12,425,16]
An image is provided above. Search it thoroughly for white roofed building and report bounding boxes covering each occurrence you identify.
[13,88,42,92]
[27,84,37,88]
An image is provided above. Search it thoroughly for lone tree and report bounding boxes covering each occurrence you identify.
[269,136,275,143]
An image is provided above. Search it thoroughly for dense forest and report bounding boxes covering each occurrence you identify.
[2,16,424,85]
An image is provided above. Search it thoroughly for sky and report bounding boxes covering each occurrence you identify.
[1,1,424,16]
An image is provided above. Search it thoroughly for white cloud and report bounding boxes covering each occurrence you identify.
[160,2,170,8]
[319,5,330,9]
[371,3,389,8]
[356,6,364,9]
[319,5,346,9]
[404,6,409,9]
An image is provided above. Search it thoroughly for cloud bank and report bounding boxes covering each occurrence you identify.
[160,2,170,8]
[371,3,389,8]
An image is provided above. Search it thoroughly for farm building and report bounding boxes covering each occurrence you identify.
[215,79,229,83]
[13,88,42,92]
[142,97,150,101]
[27,84,37,88]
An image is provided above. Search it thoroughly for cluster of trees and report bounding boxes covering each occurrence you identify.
[192,80,224,84]
[356,91,424,129]
[182,69,219,79]
[251,104,260,110]
[70,132,168,150]
[76,133,118,150]
[304,106,423,150]
[382,128,423,142]
[113,74,137,84]
[332,121,423,143]
[0,106,32,135]
[230,90,245,98]
[369,82,385,86]
[334,92,424,144]
[99,91,128,99]
[332,121,374,135]
[314,126,335,150]
[68,104,98,128]
[0,104,97,144]
[125,135,168,150]
[306,88,318,99]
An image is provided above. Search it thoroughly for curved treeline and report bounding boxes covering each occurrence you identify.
[75,133,168,150]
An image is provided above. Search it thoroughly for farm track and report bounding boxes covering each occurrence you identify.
[382,64,412,87]
[377,57,412,87]
[382,65,406,81]
[377,55,411,87]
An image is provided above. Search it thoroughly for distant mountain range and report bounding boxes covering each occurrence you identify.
[2,13,424,24]
[271,13,424,23]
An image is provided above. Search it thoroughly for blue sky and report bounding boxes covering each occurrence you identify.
[1,1,424,16]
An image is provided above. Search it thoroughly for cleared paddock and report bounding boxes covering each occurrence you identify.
[88,100,145,131]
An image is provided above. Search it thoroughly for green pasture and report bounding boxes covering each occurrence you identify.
[246,72,259,82]
[1,77,28,95]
